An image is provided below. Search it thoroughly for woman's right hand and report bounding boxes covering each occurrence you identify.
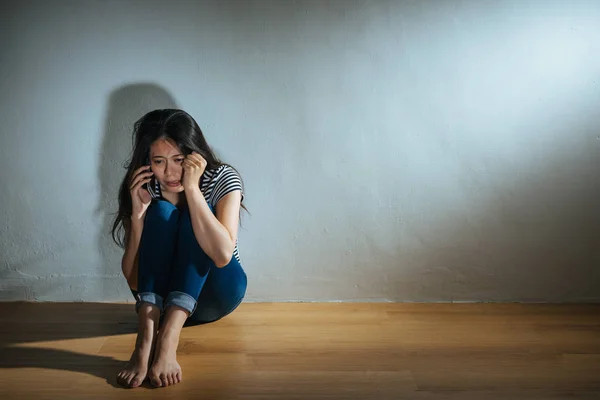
[130,165,153,221]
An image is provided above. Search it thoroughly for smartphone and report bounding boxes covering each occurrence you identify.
[142,154,160,199]
[142,154,151,190]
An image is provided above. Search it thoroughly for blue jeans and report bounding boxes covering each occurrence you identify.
[130,199,247,326]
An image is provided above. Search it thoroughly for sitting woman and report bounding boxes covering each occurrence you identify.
[111,109,248,388]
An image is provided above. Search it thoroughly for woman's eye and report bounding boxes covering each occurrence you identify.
[153,160,162,165]
[175,158,184,163]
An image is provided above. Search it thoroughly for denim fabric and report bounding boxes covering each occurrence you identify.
[132,199,247,324]
[135,292,164,313]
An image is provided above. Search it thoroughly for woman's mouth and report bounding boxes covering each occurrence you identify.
[165,180,181,187]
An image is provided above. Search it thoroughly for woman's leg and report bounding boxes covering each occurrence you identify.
[147,203,247,387]
[147,205,212,387]
[164,203,247,324]
[116,303,160,388]
[118,200,179,388]
[136,200,180,311]
[186,255,247,325]
[148,305,187,387]
[163,205,213,314]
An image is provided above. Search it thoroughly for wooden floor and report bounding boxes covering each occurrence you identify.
[0,302,599,399]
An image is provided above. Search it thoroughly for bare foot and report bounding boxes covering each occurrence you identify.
[149,332,182,387]
[117,304,159,388]
[116,328,155,388]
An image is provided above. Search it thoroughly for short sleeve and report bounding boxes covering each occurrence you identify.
[211,165,244,207]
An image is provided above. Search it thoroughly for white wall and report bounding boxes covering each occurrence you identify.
[1,0,599,303]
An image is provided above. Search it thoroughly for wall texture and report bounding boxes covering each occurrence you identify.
[1,0,599,302]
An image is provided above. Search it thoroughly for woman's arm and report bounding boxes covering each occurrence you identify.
[121,218,144,290]
[185,186,241,268]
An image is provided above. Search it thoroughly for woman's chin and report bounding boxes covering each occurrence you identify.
[162,184,184,193]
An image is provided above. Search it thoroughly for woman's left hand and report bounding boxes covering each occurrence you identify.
[182,151,207,190]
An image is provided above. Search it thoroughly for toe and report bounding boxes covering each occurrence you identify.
[130,375,143,388]
[161,374,169,387]
[125,373,135,387]
[176,371,182,383]
[150,373,161,387]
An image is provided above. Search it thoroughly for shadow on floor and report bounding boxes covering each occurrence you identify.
[0,302,139,388]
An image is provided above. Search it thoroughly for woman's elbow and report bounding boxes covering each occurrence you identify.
[214,257,231,268]
[214,249,234,268]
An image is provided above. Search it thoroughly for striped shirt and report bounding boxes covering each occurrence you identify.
[147,164,244,264]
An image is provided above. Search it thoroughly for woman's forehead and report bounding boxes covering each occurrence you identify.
[150,139,182,157]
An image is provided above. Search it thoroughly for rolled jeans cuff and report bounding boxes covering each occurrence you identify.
[165,291,197,315]
[135,292,164,313]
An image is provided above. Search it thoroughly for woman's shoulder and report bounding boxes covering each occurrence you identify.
[215,164,230,173]
[202,164,244,204]
[204,164,239,182]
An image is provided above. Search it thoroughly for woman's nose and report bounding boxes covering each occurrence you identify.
[165,161,178,175]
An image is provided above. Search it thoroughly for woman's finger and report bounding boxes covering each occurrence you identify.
[194,152,207,163]
[182,159,197,169]
[132,165,151,178]
[183,156,197,166]
[129,168,151,185]
[130,170,153,186]
[131,169,153,180]
[191,151,205,162]
[129,175,152,191]
[134,178,152,193]
[130,177,151,192]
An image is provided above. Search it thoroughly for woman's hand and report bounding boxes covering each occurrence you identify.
[130,165,153,221]
[182,151,207,190]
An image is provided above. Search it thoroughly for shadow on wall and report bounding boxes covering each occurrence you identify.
[97,83,179,300]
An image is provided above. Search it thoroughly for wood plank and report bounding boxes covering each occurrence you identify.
[0,302,598,399]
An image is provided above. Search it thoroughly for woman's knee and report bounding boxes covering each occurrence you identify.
[145,200,180,228]
[140,201,180,252]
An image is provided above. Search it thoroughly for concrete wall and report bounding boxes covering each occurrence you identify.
[1,0,599,302]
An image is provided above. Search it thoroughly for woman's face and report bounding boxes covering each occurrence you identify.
[149,139,185,193]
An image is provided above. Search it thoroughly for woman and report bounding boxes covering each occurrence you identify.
[111,109,248,388]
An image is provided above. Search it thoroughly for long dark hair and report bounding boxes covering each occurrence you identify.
[111,108,247,248]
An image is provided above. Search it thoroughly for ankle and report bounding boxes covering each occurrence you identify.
[137,322,157,339]
[157,330,179,349]
[159,322,182,337]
